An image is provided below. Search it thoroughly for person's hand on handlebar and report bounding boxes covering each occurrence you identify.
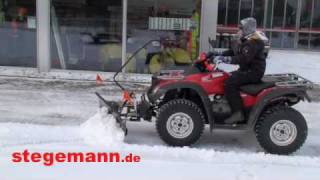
[213,56,232,64]
[204,51,224,63]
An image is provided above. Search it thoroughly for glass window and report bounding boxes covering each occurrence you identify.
[299,0,312,30]
[284,0,298,29]
[272,0,285,28]
[252,0,265,28]
[51,0,123,72]
[310,34,320,50]
[218,0,226,25]
[282,32,295,48]
[298,33,310,49]
[240,0,252,20]
[265,0,273,28]
[312,0,320,30]
[0,0,37,67]
[265,31,271,40]
[126,0,201,74]
[271,32,282,48]
[227,0,240,26]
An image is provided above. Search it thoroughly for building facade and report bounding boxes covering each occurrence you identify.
[0,0,318,75]
[217,0,320,50]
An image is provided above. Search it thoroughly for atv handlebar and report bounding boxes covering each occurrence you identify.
[194,51,221,72]
[206,52,215,61]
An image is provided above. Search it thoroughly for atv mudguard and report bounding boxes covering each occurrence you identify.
[148,81,214,130]
[247,87,309,128]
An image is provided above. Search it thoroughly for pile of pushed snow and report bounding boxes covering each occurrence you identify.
[80,107,125,146]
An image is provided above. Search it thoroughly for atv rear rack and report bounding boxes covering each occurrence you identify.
[263,73,294,82]
[264,73,313,88]
[263,73,320,102]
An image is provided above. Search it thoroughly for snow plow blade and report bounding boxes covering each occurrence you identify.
[95,92,127,134]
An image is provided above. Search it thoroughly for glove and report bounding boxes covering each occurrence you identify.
[213,56,232,64]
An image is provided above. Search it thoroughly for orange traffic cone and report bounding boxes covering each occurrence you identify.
[96,74,104,85]
[123,91,133,104]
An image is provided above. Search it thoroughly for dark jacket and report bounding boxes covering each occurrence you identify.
[223,37,266,76]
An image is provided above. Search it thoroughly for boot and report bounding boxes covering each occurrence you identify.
[224,111,245,124]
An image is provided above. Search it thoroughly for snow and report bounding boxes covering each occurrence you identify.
[266,50,320,83]
[80,107,125,146]
[0,123,80,147]
[0,50,320,180]
[0,108,124,147]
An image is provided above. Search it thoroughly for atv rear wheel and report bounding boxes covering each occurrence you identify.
[156,99,205,147]
[255,106,308,155]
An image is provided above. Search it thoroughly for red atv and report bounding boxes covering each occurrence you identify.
[96,41,320,155]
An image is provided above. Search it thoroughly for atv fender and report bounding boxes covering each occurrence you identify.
[248,87,309,128]
[148,82,214,130]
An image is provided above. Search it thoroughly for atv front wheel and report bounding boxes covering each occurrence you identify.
[156,99,205,147]
[255,106,308,155]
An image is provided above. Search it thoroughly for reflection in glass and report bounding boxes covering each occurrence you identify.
[312,0,320,30]
[218,0,227,25]
[271,32,282,48]
[51,0,123,72]
[227,0,240,26]
[265,0,273,28]
[273,0,285,28]
[285,0,298,29]
[253,0,265,27]
[298,33,310,49]
[300,0,312,30]
[240,0,252,20]
[282,32,295,48]
[311,34,320,49]
[0,0,37,67]
[127,0,200,74]
[265,31,271,40]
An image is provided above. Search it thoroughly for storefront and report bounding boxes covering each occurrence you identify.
[0,0,318,76]
[0,0,217,75]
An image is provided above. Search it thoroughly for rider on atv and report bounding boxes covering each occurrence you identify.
[95,16,320,154]
[213,17,269,124]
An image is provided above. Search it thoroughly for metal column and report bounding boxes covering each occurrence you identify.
[200,0,218,52]
[36,0,51,72]
[294,0,302,49]
[121,0,128,72]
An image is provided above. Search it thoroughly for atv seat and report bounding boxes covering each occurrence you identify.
[240,81,275,96]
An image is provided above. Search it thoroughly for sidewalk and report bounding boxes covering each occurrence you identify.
[0,77,146,125]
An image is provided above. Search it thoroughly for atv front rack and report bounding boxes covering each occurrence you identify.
[263,73,320,102]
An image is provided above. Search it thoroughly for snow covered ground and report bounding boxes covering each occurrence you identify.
[0,50,320,180]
